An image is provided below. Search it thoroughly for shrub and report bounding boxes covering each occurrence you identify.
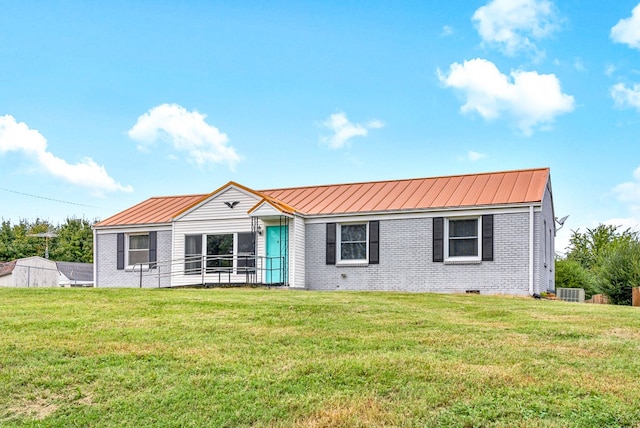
[555,258,597,299]
[596,240,640,305]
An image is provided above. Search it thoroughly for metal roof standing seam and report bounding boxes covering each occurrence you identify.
[94,168,550,227]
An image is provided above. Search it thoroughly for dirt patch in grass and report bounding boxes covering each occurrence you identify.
[293,397,398,428]
[3,395,59,422]
[1,390,95,424]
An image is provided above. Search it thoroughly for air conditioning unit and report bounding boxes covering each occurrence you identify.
[556,288,585,303]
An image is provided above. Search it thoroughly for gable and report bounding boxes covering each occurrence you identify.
[248,199,294,218]
[175,185,264,222]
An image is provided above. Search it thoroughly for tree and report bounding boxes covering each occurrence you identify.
[559,224,640,304]
[0,220,37,260]
[567,224,637,270]
[596,239,640,305]
[50,218,94,263]
[0,218,94,263]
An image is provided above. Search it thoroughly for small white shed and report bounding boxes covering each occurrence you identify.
[0,256,60,287]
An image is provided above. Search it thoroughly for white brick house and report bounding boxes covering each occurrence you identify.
[93,168,556,295]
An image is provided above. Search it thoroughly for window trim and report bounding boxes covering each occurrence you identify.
[206,233,235,274]
[183,232,256,275]
[337,222,369,265]
[444,216,482,262]
[236,231,256,274]
[184,234,203,276]
[544,219,548,267]
[126,233,150,270]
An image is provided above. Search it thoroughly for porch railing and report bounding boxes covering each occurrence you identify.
[132,254,288,288]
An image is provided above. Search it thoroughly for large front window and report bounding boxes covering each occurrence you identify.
[339,223,367,262]
[447,218,479,258]
[128,234,149,265]
[206,234,234,273]
[184,232,255,275]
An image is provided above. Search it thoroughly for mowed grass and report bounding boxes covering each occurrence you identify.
[1,288,639,427]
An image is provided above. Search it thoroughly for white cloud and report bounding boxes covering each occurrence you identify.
[319,112,384,149]
[611,83,640,111]
[128,103,241,169]
[438,58,574,135]
[441,25,454,37]
[611,3,640,50]
[468,151,487,161]
[472,0,559,57]
[0,115,133,195]
[605,166,640,236]
[367,119,385,129]
[614,165,640,204]
[605,64,617,77]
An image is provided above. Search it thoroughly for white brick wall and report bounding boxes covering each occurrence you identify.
[305,213,532,295]
[95,230,172,288]
[538,185,555,292]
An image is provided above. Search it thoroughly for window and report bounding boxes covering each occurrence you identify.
[206,234,234,273]
[433,215,492,263]
[544,220,547,266]
[237,232,256,273]
[326,221,379,265]
[129,234,149,265]
[185,235,202,275]
[339,223,368,262]
[184,233,256,276]
[117,232,156,270]
[447,218,479,258]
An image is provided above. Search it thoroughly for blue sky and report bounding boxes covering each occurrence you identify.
[1,0,640,252]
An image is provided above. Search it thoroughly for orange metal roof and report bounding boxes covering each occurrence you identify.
[94,168,550,227]
[95,194,207,227]
[261,167,549,215]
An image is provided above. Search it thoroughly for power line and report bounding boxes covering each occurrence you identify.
[0,187,101,209]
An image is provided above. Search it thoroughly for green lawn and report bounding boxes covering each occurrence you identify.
[0,288,639,427]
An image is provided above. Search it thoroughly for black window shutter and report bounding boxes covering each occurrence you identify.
[433,217,444,262]
[149,231,157,264]
[326,223,336,265]
[482,214,494,261]
[117,233,125,270]
[369,221,379,264]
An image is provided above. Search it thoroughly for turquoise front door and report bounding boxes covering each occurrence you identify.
[266,226,288,284]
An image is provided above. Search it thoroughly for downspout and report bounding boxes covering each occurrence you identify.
[529,205,534,295]
[93,228,98,287]
[171,223,176,288]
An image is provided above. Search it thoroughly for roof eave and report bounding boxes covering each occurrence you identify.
[93,222,173,231]
[302,201,544,218]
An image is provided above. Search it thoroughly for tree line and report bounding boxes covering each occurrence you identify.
[556,224,640,305]
[0,218,94,263]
